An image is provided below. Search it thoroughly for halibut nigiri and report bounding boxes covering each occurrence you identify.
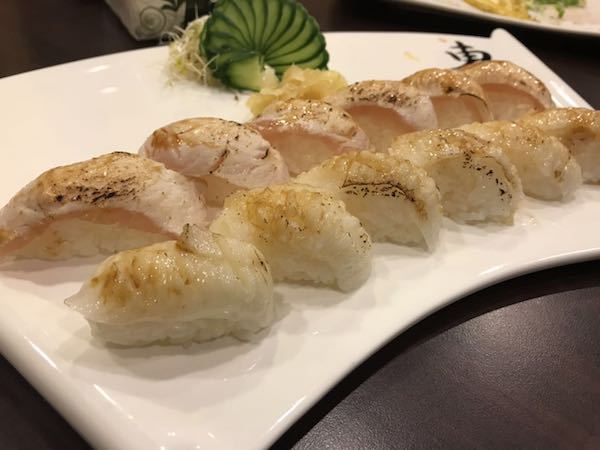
[460,121,582,200]
[389,129,522,224]
[210,184,372,292]
[402,68,492,128]
[325,80,438,152]
[518,108,600,183]
[139,117,290,205]
[66,225,275,346]
[248,99,370,175]
[0,152,207,261]
[459,60,554,121]
[296,151,442,249]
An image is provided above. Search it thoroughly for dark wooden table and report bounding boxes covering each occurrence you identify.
[1,1,599,449]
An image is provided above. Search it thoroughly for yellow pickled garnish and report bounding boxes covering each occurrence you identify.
[247,66,348,116]
[464,0,530,19]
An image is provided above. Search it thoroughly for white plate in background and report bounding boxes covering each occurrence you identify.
[386,0,600,36]
[0,29,597,449]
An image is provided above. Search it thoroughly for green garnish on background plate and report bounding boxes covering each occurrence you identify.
[529,0,585,18]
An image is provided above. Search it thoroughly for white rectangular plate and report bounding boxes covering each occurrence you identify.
[0,29,597,450]
[387,0,600,37]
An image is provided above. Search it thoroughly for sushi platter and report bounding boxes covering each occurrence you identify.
[0,29,598,449]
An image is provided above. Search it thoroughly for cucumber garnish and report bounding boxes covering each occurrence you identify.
[201,0,329,91]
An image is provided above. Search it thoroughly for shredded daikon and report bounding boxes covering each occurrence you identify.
[165,16,219,85]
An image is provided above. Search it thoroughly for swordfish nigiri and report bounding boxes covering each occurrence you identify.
[325,80,438,152]
[66,225,276,346]
[248,99,370,175]
[139,117,290,205]
[402,68,493,128]
[0,152,207,261]
[518,107,600,183]
[459,60,554,121]
[295,151,442,249]
[210,184,372,292]
[460,121,582,200]
[389,129,522,224]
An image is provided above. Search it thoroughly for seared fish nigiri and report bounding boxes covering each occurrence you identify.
[296,151,442,249]
[210,184,372,292]
[66,225,275,346]
[518,108,600,183]
[390,129,522,224]
[0,152,207,260]
[460,121,582,200]
[325,80,438,152]
[402,68,492,128]
[459,60,554,121]
[248,99,370,175]
[139,118,290,204]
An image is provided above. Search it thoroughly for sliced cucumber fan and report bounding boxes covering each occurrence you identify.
[201,0,329,91]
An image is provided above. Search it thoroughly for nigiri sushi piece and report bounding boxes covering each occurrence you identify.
[402,68,492,128]
[295,151,442,249]
[518,108,600,183]
[459,60,554,120]
[325,80,438,152]
[248,99,370,175]
[389,129,522,224]
[460,121,582,200]
[0,152,207,261]
[65,225,275,346]
[139,118,290,205]
[210,184,372,292]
